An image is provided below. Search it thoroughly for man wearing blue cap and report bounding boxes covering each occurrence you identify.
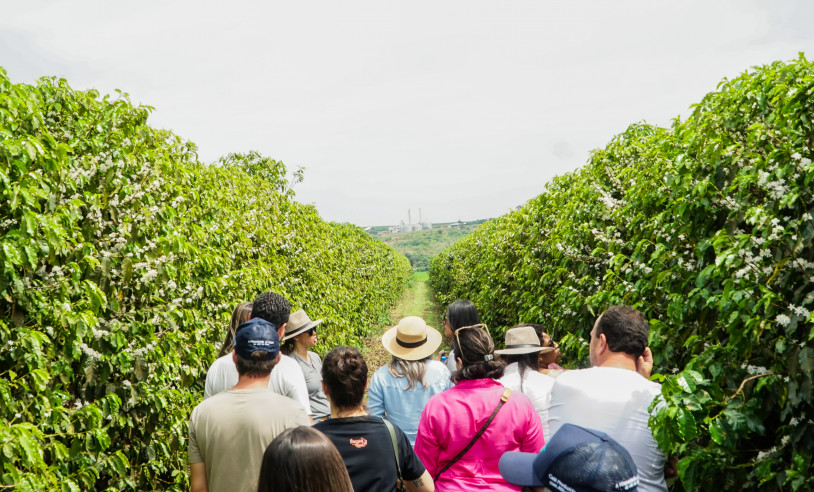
[499,423,639,492]
[188,318,310,492]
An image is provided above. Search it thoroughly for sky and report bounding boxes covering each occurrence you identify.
[2,0,813,227]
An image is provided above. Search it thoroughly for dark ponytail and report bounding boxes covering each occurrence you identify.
[450,326,505,384]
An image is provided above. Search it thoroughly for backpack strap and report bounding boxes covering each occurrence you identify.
[434,387,512,482]
[381,418,405,491]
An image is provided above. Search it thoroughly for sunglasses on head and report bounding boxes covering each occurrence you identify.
[454,323,489,361]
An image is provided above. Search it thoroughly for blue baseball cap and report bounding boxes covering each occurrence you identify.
[499,424,639,492]
[234,318,280,360]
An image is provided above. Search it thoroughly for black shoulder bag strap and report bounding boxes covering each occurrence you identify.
[434,387,512,482]
[382,418,406,492]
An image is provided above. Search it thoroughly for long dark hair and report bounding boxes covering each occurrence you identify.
[257,426,353,492]
[450,325,505,384]
[217,302,253,358]
[321,346,368,409]
[501,324,542,393]
[502,353,539,393]
[445,300,480,332]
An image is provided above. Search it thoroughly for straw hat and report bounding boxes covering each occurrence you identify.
[282,309,323,341]
[381,316,442,361]
[495,326,555,355]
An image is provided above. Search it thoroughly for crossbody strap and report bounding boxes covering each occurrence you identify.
[381,418,404,491]
[434,387,512,482]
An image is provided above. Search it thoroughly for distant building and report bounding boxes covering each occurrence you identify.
[389,209,434,233]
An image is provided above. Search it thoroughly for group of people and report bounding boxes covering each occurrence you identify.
[188,293,666,492]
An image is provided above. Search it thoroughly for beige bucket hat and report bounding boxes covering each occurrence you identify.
[381,316,443,361]
[495,326,556,355]
[282,309,323,341]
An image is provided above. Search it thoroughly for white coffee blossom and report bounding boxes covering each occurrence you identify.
[79,343,101,360]
[744,365,769,375]
[776,314,791,326]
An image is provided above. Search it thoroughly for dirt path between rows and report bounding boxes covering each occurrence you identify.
[361,271,444,387]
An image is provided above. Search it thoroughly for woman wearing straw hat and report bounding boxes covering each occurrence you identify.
[496,325,557,441]
[281,309,330,420]
[368,316,451,446]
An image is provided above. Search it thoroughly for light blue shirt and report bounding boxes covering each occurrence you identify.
[367,360,452,445]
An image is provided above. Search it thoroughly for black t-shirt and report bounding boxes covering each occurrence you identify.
[314,416,426,492]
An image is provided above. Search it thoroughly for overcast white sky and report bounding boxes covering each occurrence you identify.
[2,1,813,226]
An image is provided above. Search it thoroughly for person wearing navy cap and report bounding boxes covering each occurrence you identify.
[499,423,639,492]
[188,318,310,492]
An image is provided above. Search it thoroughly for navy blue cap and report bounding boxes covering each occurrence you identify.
[499,424,639,492]
[234,318,280,360]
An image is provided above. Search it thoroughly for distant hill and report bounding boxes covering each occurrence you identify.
[372,220,490,271]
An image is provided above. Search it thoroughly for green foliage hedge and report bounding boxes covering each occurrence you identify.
[0,68,411,490]
[430,55,814,490]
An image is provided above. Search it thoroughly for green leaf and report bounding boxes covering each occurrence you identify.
[2,242,24,267]
[61,480,81,492]
[677,408,698,441]
[29,368,49,392]
[709,420,725,445]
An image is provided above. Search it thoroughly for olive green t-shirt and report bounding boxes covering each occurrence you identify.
[188,388,310,492]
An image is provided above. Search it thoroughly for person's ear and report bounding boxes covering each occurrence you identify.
[598,333,608,354]
[321,381,330,399]
[456,357,463,370]
[232,350,238,364]
[277,322,286,341]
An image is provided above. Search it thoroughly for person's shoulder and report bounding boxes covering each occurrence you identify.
[372,364,390,377]
[424,387,450,407]
[275,354,299,371]
[192,388,235,414]
[527,369,556,383]
[258,390,310,414]
[426,359,451,375]
[207,353,234,372]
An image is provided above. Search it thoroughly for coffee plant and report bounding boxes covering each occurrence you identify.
[431,55,814,490]
[0,68,411,490]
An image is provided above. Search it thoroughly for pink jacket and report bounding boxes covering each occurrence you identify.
[415,379,545,492]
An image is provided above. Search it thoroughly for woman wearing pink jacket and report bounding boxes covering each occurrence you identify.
[415,324,545,491]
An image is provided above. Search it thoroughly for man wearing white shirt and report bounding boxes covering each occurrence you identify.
[548,305,666,492]
[204,292,312,421]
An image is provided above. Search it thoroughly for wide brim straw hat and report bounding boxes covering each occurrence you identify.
[282,309,323,341]
[495,326,556,355]
[381,316,443,361]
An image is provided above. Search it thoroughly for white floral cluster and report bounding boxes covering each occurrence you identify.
[759,171,790,201]
[788,304,811,318]
[596,187,626,211]
[741,364,770,375]
[734,240,773,280]
[73,399,90,410]
[79,342,102,360]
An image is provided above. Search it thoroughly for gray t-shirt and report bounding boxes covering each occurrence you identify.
[188,388,310,492]
[548,366,667,492]
[292,351,331,418]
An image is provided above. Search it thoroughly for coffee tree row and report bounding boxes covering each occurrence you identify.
[0,69,412,491]
[430,56,814,490]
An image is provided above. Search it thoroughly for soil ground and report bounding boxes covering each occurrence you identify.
[361,271,444,399]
